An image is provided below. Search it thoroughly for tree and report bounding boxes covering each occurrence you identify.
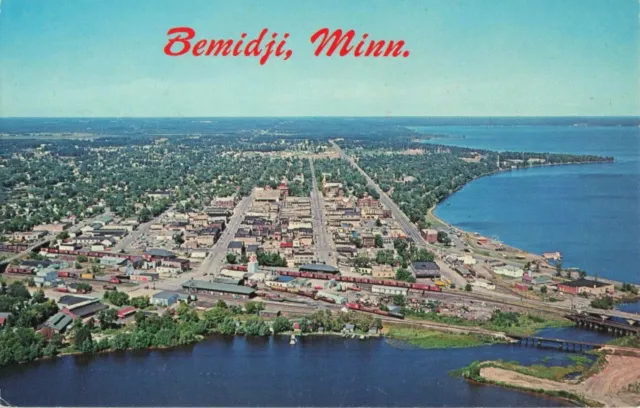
[74,324,93,353]
[395,268,415,283]
[98,308,118,330]
[226,253,237,264]
[555,261,563,277]
[590,296,614,310]
[74,262,82,269]
[56,231,70,240]
[76,255,88,263]
[391,294,406,306]
[129,296,150,309]
[374,235,383,248]
[375,219,382,227]
[245,301,264,315]
[173,232,184,245]
[219,317,237,335]
[272,316,293,333]
[245,316,270,336]
[465,283,472,292]
[540,286,548,294]
[32,289,46,303]
[578,270,588,279]
[104,290,129,306]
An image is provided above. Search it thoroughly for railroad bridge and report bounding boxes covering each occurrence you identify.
[566,313,640,336]
[509,335,604,353]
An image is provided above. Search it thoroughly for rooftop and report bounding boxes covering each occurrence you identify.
[145,248,176,258]
[152,291,181,300]
[228,241,243,249]
[299,264,340,274]
[560,279,611,288]
[412,261,440,270]
[58,295,98,307]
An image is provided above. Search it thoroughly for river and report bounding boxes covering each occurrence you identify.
[416,124,639,284]
[0,327,619,407]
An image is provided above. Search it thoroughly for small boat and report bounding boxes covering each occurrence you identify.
[289,334,296,345]
[359,335,365,340]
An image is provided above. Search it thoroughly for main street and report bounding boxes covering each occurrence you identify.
[309,159,337,267]
[330,141,467,287]
[154,192,253,291]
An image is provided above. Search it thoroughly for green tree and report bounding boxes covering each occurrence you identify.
[76,255,88,263]
[375,218,382,227]
[244,301,264,315]
[540,286,548,294]
[244,316,270,336]
[555,261,563,277]
[465,283,472,292]
[98,308,118,330]
[219,317,237,335]
[374,235,383,248]
[395,268,415,283]
[391,294,406,306]
[226,253,237,264]
[272,316,293,334]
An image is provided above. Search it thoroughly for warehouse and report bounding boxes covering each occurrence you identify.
[371,285,408,296]
[152,291,180,307]
[181,279,256,299]
[411,261,441,278]
[299,263,340,275]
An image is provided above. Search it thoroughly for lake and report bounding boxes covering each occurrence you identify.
[0,328,617,407]
[419,125,640,284]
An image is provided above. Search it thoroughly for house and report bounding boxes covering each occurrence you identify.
[472,280,496,290]
[411,261,441,278]
[493,265,524,278]
[151,291,180,307]
[227,241,244,255]
[557,279,614,296]
[34,268,59,287]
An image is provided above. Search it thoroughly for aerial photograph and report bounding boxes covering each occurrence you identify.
[0,0,638,407]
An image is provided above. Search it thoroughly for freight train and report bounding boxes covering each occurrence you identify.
[227,265,443,293]
[269,285,337,304]
[39,247,140,262]
[345,302,405,319]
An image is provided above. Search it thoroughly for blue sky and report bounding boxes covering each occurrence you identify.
[0,0,637,117]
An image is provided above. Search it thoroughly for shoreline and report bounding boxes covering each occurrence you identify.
[454,353,640,407]
[425,159,639,289]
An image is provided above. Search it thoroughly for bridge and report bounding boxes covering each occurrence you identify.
[566,313,640,336]
[508,334,605,353]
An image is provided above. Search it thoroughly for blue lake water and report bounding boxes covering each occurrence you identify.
[0,330,618,407]
[419,125,640,284]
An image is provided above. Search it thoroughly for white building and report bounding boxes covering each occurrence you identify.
[493,265,524,278]
[371,285,408,296]
[471,280,496,290]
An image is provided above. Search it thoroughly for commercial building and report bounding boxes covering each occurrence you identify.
[151,291,180,307]
[411,261,441,278]
[557,279,614,296]
[299,263,340,275]
[130,272,159,283]
[493,265,524,278]
[181,279,256,299]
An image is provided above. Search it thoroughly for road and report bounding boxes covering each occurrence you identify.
[0,209,113,267]
[309,158,337,266]
[330,141,467,287]
[113,206,175,252]
[154,192,253,291]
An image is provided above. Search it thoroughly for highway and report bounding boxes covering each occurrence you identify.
[309,158,337,266]
[330,141,467,287]
[154,192,253,291]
